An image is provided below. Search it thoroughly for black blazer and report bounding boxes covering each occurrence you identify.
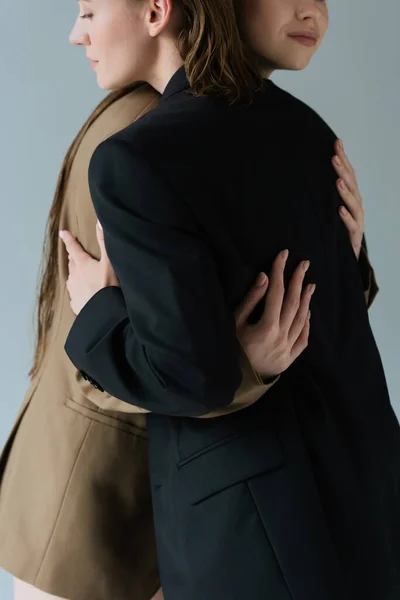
[65,67,400,600]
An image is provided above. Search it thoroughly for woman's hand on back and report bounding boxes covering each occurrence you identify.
[332,138,365,259]
[235,250,315,380]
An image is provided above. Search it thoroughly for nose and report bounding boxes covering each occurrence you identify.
[296,0,321,21]
[69,18,90,46]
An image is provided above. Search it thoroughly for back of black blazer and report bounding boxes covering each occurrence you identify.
[66,66,388,419]
[65,66,400,598]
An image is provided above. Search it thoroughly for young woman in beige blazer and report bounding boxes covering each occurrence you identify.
[0,6,378,600]
[0,82,301,600]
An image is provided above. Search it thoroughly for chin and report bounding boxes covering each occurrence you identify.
[96,70,131,91]
[94,74,109,90]
[96,77,118,91]
[279,55,313,71]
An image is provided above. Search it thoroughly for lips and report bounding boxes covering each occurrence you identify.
[288,30,318,41]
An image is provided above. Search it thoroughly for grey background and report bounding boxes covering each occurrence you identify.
[0,0,398,597]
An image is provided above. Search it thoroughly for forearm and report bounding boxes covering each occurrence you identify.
[65,285,242,417]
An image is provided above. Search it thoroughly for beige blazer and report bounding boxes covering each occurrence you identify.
[0,85,283,600]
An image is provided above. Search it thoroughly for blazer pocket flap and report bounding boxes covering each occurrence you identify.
[177,426,284,505]
[64,396,148,439]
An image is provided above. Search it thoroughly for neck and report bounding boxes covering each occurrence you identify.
[146,40,184,94]
[261,67,275,79]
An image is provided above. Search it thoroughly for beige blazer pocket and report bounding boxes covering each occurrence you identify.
[67,370,148,437]
[63,395,147,438]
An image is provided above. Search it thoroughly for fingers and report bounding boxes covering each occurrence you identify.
[287,282,315,345]
[332,143,365,236]
[96,220,107,261]
[260,249,288,329]
[338,205,360,236]
[235,272,269,329]
[290,309,311,361]
[335,139,356,179]
[59,230,87,262]
[332,141,363,205]
[280,259,311,332]
[336,178,364,224]
[333,156,359,200]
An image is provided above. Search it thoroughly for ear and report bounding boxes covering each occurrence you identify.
[147,0,174,37]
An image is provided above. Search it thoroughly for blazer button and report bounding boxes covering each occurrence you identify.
[80,370,104,393]
[91,380,104,392]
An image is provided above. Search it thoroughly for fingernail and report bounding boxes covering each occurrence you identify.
[310,283,316,295]
[334,156,341,167]
[282,249,289,260]
[338,179,345,189]
[338,139,343,150]
[256,272,267,287]
[340,206,347,215]
[303,260,310,272]
[59,230,64,239]
[308,310,311,319]
[97,220,103,229]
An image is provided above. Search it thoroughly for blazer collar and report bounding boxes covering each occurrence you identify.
[159,65,276,105]
[160,66,191,104]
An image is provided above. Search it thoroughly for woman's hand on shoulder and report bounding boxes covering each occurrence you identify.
[235,250,315,380]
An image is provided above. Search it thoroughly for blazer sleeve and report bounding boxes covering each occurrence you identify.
[197,347,280,419]
[359,235,379,309]
[65,137,244,417]
[76,344,280,418]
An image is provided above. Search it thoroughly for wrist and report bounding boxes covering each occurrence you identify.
[256,371,280,385]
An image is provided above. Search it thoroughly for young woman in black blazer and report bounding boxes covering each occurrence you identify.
[60,0,398,599]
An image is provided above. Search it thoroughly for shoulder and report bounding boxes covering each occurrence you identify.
[85,84,160,146]
[96,91,218,158]
[106,84,161,126]
[88,129,200,234]
[271,82,338,149]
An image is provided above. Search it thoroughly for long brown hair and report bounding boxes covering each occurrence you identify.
[30,0,261,379]
[29,82,149,379]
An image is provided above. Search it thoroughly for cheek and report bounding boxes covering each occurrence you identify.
[320,17,329,38]
[92,12,126,55]
[248,18,276,59]
[242,0,282,52]
[318,3,329,33]
[108,18,142,62]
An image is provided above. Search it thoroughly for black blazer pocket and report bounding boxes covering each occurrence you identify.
[177,426,284,505]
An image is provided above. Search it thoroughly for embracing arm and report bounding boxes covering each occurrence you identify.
[75,338,279,418]
[65,137,244,417]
